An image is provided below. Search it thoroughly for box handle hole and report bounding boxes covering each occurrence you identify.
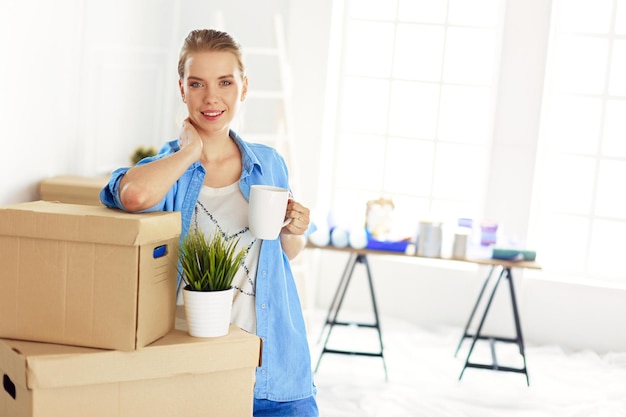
[153,244,168,259]
[3,374,16,400]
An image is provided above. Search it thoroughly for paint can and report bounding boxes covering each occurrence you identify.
[416,221,442,258]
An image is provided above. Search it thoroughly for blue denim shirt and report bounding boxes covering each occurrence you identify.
[100,130,316,401]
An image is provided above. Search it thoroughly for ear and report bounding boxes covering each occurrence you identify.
[241,76,249,101]
[178,79,186,103]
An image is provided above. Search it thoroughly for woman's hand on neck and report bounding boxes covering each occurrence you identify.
[180,118,234,163]
[179,118,204,161]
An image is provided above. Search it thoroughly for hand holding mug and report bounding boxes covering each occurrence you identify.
[282,199,310,236]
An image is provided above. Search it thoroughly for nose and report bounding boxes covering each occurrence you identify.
[203,85,218,104]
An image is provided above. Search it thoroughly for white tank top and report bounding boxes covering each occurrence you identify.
[190,182,260,334]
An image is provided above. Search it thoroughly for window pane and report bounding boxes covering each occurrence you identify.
[347,0,397,21]
[588,219,626,280]
[344,21,395,77]
[438,85,492,144]
[540,154,596,214]
[533,0,626,284]
[443,27,497,85]
[390,194,431,238]
[616,0,626,35]
[432,143,488,200]
[557,0,612,34]
[388,81,440,139]
[335,133,386,190]
[544,95,602,154]
[553,35,608,94]
[595,160,626,219]
[384,137,434,195]
[331,189,377,228]
[393,24,445,82]
[609,40,626,96]
[398,0,447,24]
[448,0,501,27]
[602,100,626,157]
[535,213,590,273]
[340,77,390,134]
[430,199,482,223]
[330,0,503,250]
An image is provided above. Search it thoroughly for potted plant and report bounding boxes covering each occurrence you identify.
[130,145,158,165]
[179,229,247,337]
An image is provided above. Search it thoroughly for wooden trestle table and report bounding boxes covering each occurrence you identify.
[306,243,541,385]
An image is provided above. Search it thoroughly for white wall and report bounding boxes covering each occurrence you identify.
[0,0,181,204]
[0,0,84,203]
[1,0,625,353]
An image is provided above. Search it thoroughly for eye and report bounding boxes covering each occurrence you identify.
[190,81,203,88]
[219,80,232,87]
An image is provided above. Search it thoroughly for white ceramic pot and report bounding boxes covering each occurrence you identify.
[182,287,234,337]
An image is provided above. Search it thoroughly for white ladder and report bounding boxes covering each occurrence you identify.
[232,14,311,307]
[238,14,300,192]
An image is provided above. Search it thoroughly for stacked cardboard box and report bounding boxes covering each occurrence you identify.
[0,320,261,417]
[38,175,110,206]
[0,200,180,351]
[0,201,261,417]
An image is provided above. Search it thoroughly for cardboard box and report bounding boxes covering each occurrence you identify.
[38,175,110,206]
[0,323,261,417]
[0,201,181,351]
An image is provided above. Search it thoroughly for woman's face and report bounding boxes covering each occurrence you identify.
[179,50,248,137]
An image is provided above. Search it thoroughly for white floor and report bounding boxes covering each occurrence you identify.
[305,310,626,417]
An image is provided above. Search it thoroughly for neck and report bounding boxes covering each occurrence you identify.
[200,132,238,164]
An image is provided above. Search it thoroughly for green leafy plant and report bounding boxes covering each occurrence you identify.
[130,146,158,165]
[179,229,247,292]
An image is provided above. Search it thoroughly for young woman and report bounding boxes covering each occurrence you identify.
[100,29,318,417]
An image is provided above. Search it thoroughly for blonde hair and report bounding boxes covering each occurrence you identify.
[177,29,246,79]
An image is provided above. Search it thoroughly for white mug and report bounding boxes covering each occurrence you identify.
[248,185,292,240]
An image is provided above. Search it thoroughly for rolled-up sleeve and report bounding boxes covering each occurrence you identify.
[99,167,129,210]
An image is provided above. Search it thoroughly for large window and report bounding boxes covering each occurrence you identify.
[327,0,505,239]
[529,0,626,284]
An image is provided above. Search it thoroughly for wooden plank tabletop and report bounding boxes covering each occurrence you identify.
[305,242,542,270]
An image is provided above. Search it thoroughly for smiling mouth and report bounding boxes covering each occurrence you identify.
[201,111,224,117]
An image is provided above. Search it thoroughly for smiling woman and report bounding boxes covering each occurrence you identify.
[100,28,319,417]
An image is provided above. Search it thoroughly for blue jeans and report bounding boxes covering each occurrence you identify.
[253,396,319,417]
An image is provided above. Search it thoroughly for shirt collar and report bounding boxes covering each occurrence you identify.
[229,129,262,177]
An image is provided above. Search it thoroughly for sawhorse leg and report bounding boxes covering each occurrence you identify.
[314,253,388,380]
[454,265,496,357]
[457,266,529,385]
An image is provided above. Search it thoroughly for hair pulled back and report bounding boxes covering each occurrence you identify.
[177,29,245,79]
